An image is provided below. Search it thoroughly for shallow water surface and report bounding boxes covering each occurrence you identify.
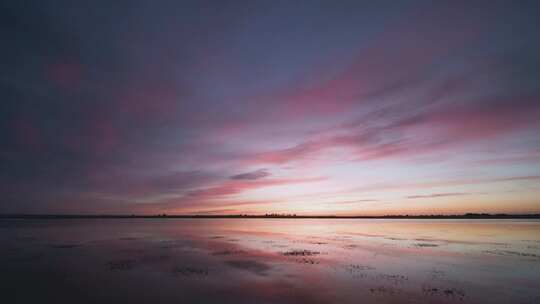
[1,219,539,303]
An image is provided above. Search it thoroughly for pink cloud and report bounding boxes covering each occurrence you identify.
[127,176,326,213]
[249,2,486,120]
[188,176,326,199]
[11,118,43,150]
[244,93,540,167]
[46,60,83,91]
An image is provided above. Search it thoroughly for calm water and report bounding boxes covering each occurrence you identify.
[1,219,539,303]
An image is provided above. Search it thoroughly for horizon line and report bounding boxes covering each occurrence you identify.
[2,213,540,219]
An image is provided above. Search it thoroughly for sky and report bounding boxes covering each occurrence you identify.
[1,0,540,215]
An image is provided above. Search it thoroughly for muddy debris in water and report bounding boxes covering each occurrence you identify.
[282,249,320,256]
[172,266,209,277]
[107,259,137,271]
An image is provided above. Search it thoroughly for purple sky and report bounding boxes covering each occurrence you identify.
[1,1,540,215]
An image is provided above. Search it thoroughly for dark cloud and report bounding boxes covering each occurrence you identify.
[230,169,270,180]
[406,193,470,199]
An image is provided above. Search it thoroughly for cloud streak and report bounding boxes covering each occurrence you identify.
[230,169,270,180]
[406,193,470,199]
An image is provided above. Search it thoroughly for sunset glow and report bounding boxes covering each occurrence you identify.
[1,1,539,215]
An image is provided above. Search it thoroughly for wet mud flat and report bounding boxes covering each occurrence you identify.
[1,218,539,303]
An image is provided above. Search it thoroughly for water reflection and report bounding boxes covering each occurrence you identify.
[1,219,539,303]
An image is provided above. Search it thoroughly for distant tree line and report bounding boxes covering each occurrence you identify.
[1,213,539,219]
